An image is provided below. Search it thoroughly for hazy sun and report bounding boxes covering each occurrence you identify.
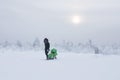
[72,15,81,24]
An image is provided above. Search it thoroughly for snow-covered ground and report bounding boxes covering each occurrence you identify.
[0,50,120,80]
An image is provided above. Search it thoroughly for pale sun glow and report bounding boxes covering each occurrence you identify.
[72,16,81,24]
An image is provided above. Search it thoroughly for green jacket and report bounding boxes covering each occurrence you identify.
[48,48,57,59]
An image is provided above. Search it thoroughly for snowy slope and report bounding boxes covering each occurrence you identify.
[0,50,120,80]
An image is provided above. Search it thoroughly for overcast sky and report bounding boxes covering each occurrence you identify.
[0,0,120,44]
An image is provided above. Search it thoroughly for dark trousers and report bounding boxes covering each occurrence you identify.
[45,49,49,59]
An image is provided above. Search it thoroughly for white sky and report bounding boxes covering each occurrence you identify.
[0,0,120,44]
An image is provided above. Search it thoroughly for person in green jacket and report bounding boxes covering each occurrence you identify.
[48,48,57,60]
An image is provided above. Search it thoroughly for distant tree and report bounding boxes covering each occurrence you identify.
[2,41,10,48]
[88,40,92,47]
[62,41,73,51]
[93,46,99,54]
[78,43,82,47]
[0,43,1,46]
[16,40,22,48]
[88,40,100,54]
[33,38,41,49]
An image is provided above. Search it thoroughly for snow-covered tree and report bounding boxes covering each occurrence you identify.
[93,46,100,54]
[16,40,22,48]
[33,38,41,50]
[88,40,100,54]
[2,41,10,48]
[62,41,74,51]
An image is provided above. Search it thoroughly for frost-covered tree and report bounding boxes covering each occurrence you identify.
[87,40,93,47]
[78,43,82,47]
[93,46,100,54]
[62,41,74,51]
[16,40,22,48]
[88,40,100,54]
[0,43,2,49]
[33,38,41,50]
[2,41,10,48]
